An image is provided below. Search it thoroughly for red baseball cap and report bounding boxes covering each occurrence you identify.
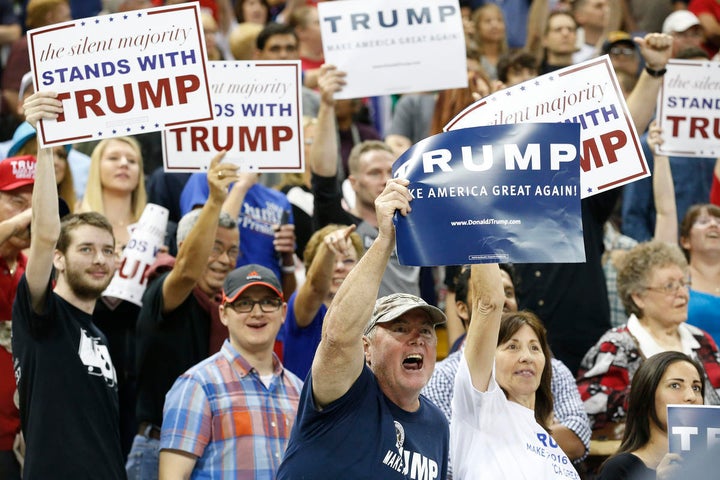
[0,155,36,192]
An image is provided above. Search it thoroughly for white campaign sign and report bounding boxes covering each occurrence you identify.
[28,3,213,147]
[318,0,467,99]
[103,203,168,306]
[445,56,649,198]
[656,59,720,158]
[162,60,304,172]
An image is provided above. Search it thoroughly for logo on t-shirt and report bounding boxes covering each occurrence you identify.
[381,420,440,480]
[78,328,117,388]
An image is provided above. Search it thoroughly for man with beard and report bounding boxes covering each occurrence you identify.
[11,92,125,479]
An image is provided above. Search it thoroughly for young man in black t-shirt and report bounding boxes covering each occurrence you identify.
[11,91,125,479]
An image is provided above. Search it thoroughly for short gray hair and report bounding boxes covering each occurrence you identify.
[177,209,237,245]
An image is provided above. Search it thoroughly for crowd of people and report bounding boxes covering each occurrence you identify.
[2,0,720,479]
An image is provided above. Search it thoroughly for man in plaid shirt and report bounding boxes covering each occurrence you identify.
[158,264,303,479]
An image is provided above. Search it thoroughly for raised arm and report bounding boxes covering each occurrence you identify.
[647,121,678,243]
[294,224,356,327]
[626,33,673,134]
[161,153,235,313]
[0,209,31,245]
[220,172,258,220]
[309,64,345,177]
[311,179,412,408]
[22,91,64,312]
[463,263,505,392]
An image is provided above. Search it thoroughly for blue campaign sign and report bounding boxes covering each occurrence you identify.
[668,405,720,455]
[392,123,584,266]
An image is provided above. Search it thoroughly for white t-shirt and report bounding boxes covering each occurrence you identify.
[450,356,580,480]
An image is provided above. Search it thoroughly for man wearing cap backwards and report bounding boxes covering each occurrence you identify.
[0,154,34,479]
[11,93,124,478]
[159,264,303,479]
[277,178,449,479]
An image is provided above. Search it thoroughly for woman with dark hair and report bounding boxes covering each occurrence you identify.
[234,0,269,24]
[679,204,720,342]
[451,264,579,479]
[598,351,705,479]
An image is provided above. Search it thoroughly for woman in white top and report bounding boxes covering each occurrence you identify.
[451,264,580,479]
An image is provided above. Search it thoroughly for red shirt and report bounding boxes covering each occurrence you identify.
[689,0,720,57]
[0,253,26,450]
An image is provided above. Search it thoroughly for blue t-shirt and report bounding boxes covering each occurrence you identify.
[688,289,720,345]
[282,291,326,380]
[277,366,449,480]
[180,173,294,280]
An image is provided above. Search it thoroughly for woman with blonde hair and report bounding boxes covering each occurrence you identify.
[472,4,509,80]
[78,136,147,249]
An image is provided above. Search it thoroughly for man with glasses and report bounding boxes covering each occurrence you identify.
[129,154,240,480]
[159,264,302,479]
[601,31,641,78]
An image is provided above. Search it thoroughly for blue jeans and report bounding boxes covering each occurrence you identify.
[125,432,159,480]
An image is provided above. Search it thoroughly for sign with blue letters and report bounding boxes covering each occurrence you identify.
[392,123,584,266]
[28,3,213,147]
[318,0,467,99]
[162,61,303,172]
[657,59,720,158]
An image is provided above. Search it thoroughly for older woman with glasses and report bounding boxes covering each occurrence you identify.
[576,240,720,441]
[643,121,720,366]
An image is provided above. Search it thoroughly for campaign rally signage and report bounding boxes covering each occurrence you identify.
[28,3,213,148]
[668,405,720,456]
[103,203,168,306]
[318,0,467,99]
[162,60,304,172]
[656,59,720,157]
[392,123,584,266]
[445,56,648,198]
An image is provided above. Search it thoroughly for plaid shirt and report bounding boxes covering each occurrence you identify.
[161,340,303,479]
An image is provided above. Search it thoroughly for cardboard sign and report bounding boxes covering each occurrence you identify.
[446,56,649,198]
[28,3,213,147]
[393,123,584,266]
[667,405,720,464]
[102,203,168,306]
[162,60,304,172]
[318,0,467,99]
[657,59,720,157]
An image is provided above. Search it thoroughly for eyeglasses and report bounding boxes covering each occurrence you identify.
[609,46,635,56]
[210,244,240,260]
[642,279,691,295]
[693,216,720,227]
[225,298,283,313]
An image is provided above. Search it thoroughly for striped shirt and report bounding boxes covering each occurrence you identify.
[161,340,303,479]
